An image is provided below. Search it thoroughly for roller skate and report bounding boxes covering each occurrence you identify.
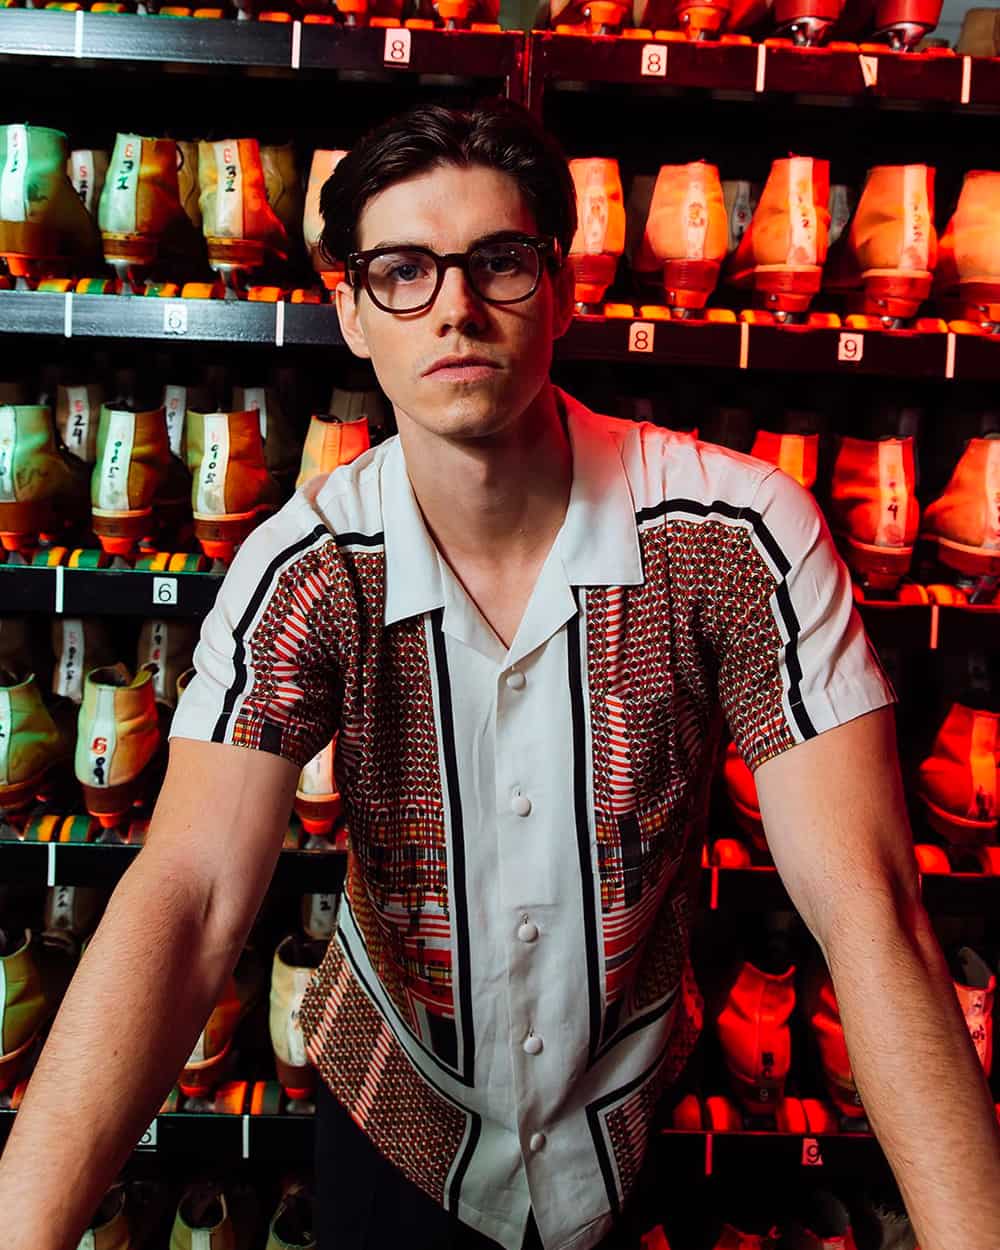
[67,148,109,224]
[265,1185,317,1250]
[296,407,372,500]
[0,404,90,553]
[632,162,729,319]
[77,1186,130,1250]
[0,672,69,816]
[0,125,99,290]
[802,958,869,1129]
[711,1226,781,1250]
[828,165,939,331]
[837,0,942,48]
[920,436,1000,578]
[937,171,1000,335]
[917,702,998,846]
[97,135,203,296]
[720,740,771,862]
[42,881,105,959]
[89,405,179,557]
[56,383,104,466]
[657,0,734,39]
[258,934,327,1112]
[49,615,116,748]
[295,738,343,836]
[410,0,499,28]
[233,374,302,491]
[957,5,1000,53]
[169,1183,238,1250]
[568,159,626,314]
[715,957,797,1120]
[136,619,198,733]
[303,151,348,297]
[828,435,919,591]
[190,140,289,301]
[542,0,631,35]
[725,157,835,327]
[301,878,341,942]
[185,409,281,563]
[769,0,845,43]
[261,144,304,244]
[0,930,48,1099]
[721,179,759,256]
[178,947,264,1108]
[783,1194,859,1250]
[827,183,856,248]
[750,429,819,490]
[951,946,994,1075]
[74,662,161,830]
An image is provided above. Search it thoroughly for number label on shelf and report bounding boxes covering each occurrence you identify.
[628,321,655,354]
[136,1119,158,1151]
[859,53,879,87]
[837,331,864,364]
[153,577,178,606]
[383,28,412,66]
[640,44,667,78]
[801,1137,824,1167]
[163,303,188,337]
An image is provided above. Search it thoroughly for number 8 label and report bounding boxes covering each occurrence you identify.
[383,27,412,66]
[641,44,667,77]
[629,321,655,354]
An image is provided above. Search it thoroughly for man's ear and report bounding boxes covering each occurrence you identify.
[335,281,372,360]
[551,261,576,341]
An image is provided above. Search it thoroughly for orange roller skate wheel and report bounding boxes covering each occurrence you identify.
[801,1097,840,1134]
[914,843,951,874]
[712,838,752,870]
[671,1094,705,1131]
[775,1096,809,1134]
[705,1095,743,1132]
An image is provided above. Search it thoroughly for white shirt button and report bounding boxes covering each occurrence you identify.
[517,920,539,944]
[511,794,532,817]
[523,1033,543,1056]
[529,1132,546,1153]
[506,670,526,691]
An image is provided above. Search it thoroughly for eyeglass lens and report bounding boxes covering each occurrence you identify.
[366,241,541,311]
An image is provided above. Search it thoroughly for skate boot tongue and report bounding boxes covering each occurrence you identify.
[181,1183,227,1230]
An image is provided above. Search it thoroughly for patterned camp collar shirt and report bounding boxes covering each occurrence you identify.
[171,388,895,1250]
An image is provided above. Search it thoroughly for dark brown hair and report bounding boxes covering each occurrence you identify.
[318,99,577,272]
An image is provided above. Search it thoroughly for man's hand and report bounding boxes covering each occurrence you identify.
[755,706,1000,1250]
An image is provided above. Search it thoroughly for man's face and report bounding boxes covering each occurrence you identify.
[335,162,575,442]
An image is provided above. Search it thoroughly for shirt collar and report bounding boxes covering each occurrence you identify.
[382,387,644,629]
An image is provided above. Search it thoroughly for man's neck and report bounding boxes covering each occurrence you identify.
[395,381,573,572]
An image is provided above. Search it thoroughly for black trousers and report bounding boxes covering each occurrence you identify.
[314,1081,648,1250]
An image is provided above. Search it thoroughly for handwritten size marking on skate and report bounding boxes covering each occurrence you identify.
[628,321,655,353]
[383,28,412,66]
[837,331,864,364]
[153,577,178,607]
[859,54,879,88]
[640,44,667,78]
[163,303,188,337]
[136,1119,158,1151]
[802,1137,824,1167]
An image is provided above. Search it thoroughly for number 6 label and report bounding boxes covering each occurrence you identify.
[383,28,411,66]
[153,577,178,606]
[837,331,864,363]
[629,321,655,354]
[640,44,667,77]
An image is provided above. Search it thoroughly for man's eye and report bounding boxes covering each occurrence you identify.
[389,262,422,282]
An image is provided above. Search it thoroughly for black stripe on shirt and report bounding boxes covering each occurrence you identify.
[633,497,815,740]
[335,530,386,548]
[567,607,603,1067]
[431,608,476,1089]
[211,524,331,745]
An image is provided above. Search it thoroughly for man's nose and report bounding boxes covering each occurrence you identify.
[431,262,488,336]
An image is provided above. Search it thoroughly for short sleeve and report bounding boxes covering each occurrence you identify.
[169,496,341,769]
[711,466,897,774]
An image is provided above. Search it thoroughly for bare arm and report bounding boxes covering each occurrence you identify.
[0,737,299,1250]
[755,707,1000,1250]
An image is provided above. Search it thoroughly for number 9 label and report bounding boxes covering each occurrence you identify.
[837,331,864,364]
[383,27,412,66]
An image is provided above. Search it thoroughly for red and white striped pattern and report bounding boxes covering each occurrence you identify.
[604,587,635,815]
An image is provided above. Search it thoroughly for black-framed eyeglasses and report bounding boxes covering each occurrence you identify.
[346,233,561,314]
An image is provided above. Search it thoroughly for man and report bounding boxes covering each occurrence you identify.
[0,100,997,1250]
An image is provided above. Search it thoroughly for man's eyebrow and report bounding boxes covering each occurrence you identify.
[364,230,531,252]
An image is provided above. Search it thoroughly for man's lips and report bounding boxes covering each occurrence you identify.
[421,355,501,377]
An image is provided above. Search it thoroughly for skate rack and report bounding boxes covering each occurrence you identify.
[0,834,346,889]
[8,291,1000,382]
[0,10,526,98]
[526,31,1000,112]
